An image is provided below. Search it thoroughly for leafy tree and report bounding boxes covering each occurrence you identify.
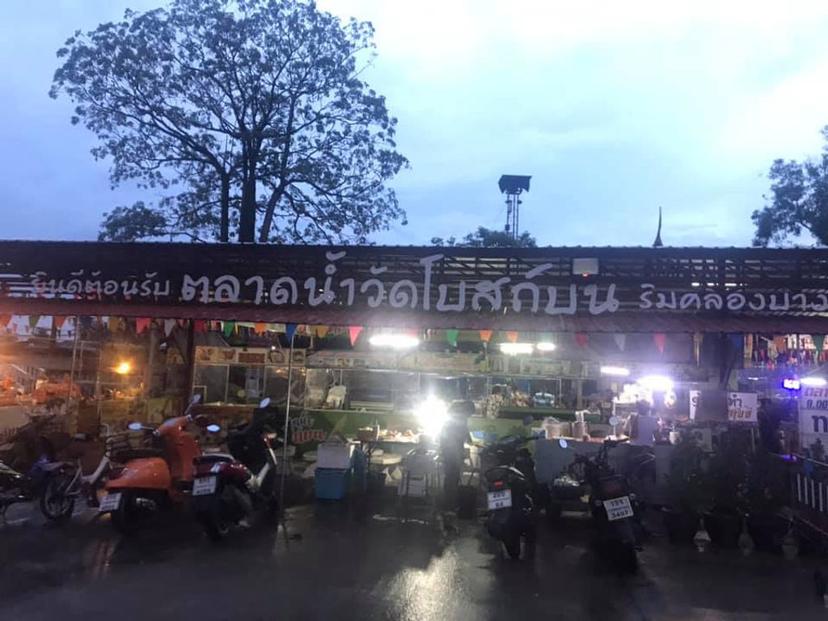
[51,0,408,243]
[431,226,537,248]
[752,126,828,246]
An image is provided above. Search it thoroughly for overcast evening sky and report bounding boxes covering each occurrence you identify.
[3,1,828,247]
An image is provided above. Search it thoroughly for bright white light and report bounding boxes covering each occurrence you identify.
[368,333,420,350]
[601,365,630,377]
[499,342,534,355]
[802,377,828,387]
[536,341,556,352]
[413,395,449,437]
[638,374,674,392]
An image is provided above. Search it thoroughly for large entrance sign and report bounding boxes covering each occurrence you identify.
[1,241,828,331]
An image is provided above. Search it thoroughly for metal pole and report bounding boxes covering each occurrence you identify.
[278,331,296,546]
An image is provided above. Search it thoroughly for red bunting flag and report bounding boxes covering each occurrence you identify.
[193,320,208,333]
[135,318,151,334]
[575,333,588,348]
[348,326,363,346]
[654,333,667,354]
[53,316,67,330]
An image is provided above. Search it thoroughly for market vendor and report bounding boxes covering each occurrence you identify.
[440,400,472,512]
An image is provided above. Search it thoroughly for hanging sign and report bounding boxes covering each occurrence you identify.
[799,385,828,451]
[726,392,758,423]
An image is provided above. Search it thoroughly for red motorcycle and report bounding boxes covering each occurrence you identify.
[191,398,281,541]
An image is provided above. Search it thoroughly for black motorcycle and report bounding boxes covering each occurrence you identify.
[481,435,537,559]
[562,439,642,573]
[191,398,282,541]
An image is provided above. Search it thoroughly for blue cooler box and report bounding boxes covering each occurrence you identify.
[315,467,351,500]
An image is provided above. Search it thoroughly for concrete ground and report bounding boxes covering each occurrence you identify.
[1,499,826,621]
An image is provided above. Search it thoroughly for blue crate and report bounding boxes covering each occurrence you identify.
[315,467,351,500]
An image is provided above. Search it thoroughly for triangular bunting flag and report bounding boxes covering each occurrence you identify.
[446,328,459,347]
[479,330,493,343]
[254,322,267,335]
[348,326,363,346]
[193,320,208,333]
[654,333,667,354]
[53,316,67,331]
[135,318,151,334]
[575,332,588,348]
[285,323,298,341]
[222,321,236,338]
[613,333,626,351]
[0,314,10,328]
[315,325,330,338]
[813,335,825,354]
[164,319,176,337]
[28,315,40,329]
[506,331,519,344]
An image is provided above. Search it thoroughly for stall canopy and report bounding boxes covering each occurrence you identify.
[1,240,828,333]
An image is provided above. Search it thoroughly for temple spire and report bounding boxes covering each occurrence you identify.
[653,206,663,248]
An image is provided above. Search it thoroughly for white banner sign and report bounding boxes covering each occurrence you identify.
[799,386,828,450]
[689,390,700,420]
[727,392,758,423]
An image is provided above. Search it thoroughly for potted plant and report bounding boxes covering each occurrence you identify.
[663,436,712,544]
[703,429,750,549]
[744,449,790,552]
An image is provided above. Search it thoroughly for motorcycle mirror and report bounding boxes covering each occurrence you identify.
[206,424,221,433]
[259,397,271,408]
[558,438,568,449]
[190,394,202,405]
[128,422,143,431]
[609,416,620,427]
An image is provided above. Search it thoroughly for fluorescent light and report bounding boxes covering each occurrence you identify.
[601,366,630,377]
[536,341,556,352]
[368,333,420,350]
[499,342,534,355]
[801,377,827,387]
[638,374,674,392]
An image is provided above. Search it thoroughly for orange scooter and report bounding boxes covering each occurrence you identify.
[98,395,204,534]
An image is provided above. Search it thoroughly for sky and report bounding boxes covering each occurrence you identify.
[3,1,828,247]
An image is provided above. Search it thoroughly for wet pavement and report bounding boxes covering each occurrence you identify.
[1,499,826,621]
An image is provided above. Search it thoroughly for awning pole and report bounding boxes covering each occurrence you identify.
[278,331,296,547]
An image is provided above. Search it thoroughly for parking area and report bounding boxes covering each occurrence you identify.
[1,500,826,621]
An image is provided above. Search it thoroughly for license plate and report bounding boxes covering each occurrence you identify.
[487,489,512,510]
[192,476,217,496]
[98,492,122,513]
[603,495,634,521]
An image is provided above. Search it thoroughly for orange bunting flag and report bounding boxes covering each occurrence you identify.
[505,331,519,343]
[315,325,330,338]
[254,322,267,335]
[53,316,67,330]
[479,329,493,343]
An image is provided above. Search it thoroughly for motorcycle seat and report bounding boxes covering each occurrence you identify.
[195,453,235,465]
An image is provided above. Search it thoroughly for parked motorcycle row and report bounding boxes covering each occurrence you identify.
[481,431,651,573]
[1,395,283,542]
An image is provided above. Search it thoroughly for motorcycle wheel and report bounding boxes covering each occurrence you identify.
[504,531,522,560]
[40,473,75,522]
[111,491,143,536]
[616,543,639,574]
